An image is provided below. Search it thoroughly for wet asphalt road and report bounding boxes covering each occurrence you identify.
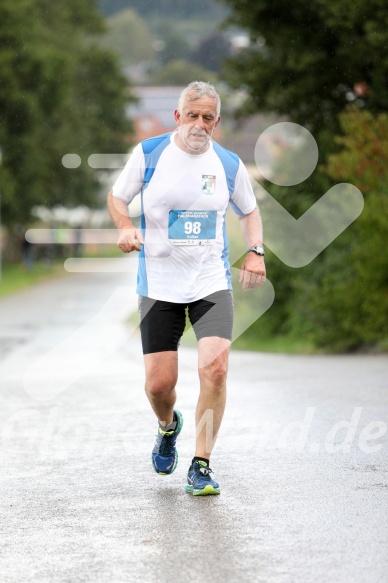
[0,270,387,583]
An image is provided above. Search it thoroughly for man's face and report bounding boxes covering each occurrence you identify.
[174,95,220,154]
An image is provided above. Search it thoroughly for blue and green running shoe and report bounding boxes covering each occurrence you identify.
[185,460,221,496]
[152,410,183,475]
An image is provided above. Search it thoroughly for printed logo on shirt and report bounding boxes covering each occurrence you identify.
[202,175,216,195]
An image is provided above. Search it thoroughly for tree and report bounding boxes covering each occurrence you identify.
[220,0,388,134]
[218,0,388,352]
[149,60,217,86]
[0,0,133,225]
[324,108,388,195]
[302,107,388,350]
[100,9,155,65]
[99,0,228,21]
[191,32,233,73]
[152,22,191,66]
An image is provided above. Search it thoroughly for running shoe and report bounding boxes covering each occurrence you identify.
[185,460,221,495]
[152,410,183,475]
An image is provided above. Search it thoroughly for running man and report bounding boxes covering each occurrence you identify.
[108,81,266,495]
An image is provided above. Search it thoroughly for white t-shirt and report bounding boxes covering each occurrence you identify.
[112,132,256,302]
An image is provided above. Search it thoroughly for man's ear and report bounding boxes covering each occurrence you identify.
[214,116,221,128]
[174,109,181,125]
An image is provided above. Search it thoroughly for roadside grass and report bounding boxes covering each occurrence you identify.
[0,262,69,297]
[0,245,123,299]
[231,332,315,354]
[82,245,122,258]
[180,327,314,354]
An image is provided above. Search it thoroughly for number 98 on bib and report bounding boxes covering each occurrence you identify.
[168,210,217,246]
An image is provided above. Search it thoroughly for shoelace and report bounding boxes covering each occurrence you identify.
[157,431,176,456]
[197,466,213,479]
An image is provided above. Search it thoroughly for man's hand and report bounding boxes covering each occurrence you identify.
[117,227,144,253]
[239,253,266,290]
[107,191,144,253]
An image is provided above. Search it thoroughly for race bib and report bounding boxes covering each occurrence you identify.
[168,210,217,245]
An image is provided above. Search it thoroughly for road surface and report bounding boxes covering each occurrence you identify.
[0,270,387,583]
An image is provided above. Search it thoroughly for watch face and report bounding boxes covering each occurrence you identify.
[249,245,265,255]
[253,245,264,255]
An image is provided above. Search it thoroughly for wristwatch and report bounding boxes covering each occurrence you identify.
[248,245,265,256]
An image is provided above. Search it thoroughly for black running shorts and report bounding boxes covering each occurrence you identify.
[138,290,234,354]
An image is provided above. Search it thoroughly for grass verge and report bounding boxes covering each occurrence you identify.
[231,333,315,354]
[0,262,69,298]
[0,244,124,299]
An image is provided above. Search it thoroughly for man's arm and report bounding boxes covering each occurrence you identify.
[107,190,144,253]
[238,207,266,290]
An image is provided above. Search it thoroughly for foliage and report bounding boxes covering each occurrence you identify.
[324,107,388,194]
[101,8,232,76]
[99,9,155,65]
[191,32,233,73]
[99,0,228,21]
[0,0,133,225]
[220,0,388,134]
[152,22,192,66]
[148,60,218,86]
[218,0,388,352]
[243,109,388,352]
[261,108,388,352]
[304,108,388,350]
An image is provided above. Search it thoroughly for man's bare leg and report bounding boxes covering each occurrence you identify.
[146,350,183,475]
[195,336,231,459]
[144,351,178,427]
